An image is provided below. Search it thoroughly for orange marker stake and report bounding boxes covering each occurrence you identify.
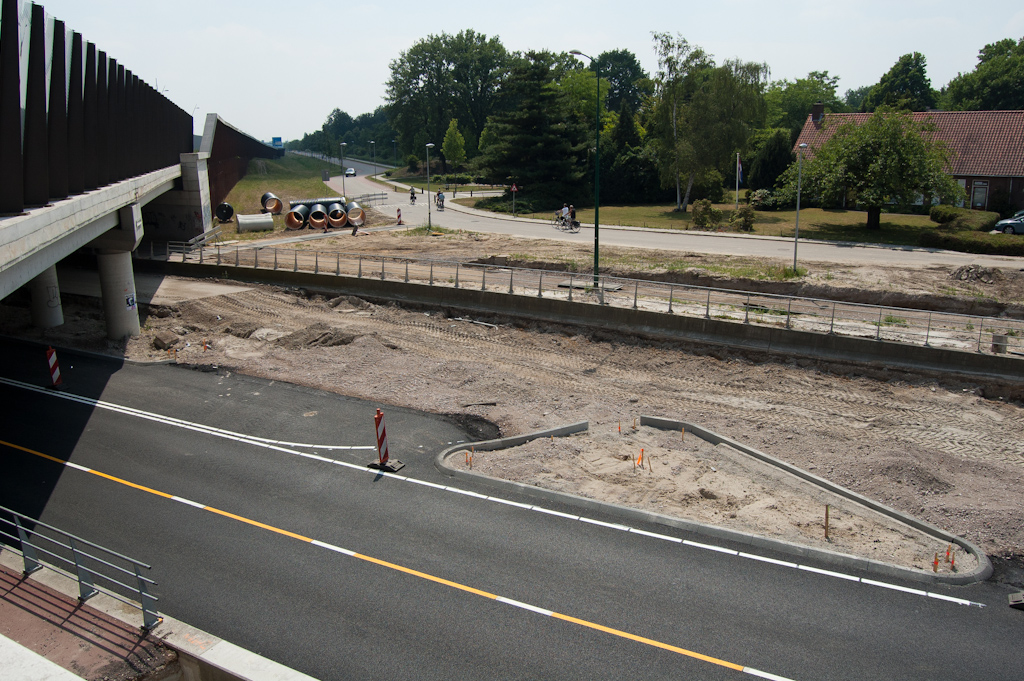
[618,421,621,434]
[951,551,956,572]
[945,544,951,563]
[933,553,939,572]
[682,427,685,441]
[637,448,644,470]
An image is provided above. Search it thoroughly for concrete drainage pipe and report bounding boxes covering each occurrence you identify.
[285,204,310,230]
[289,197,344,208]
[236,214,274,233]
[308,204,329,230]
[327,203,348,228]
[261,192,284,214]
[345,201,364,227]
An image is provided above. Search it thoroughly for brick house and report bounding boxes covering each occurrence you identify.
[794,104,1024,212]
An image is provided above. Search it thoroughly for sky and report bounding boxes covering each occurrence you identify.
[29,0,1024,143]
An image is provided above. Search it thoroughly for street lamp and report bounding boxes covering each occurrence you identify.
[426,143,435,229]
[370,140,376,180]
[570,50,601,289]
[793,142,808,272]
[340,142,347,197]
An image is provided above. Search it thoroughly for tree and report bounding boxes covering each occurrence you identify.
[591,49,649,113]
[747,128,793,191]
[844,85,872,111]
[764,71,845,141]
[861,53,937,112]
[941,37,1024,111]
[783,109,965,229]
[482,51,586,205]
[442,118,466,170]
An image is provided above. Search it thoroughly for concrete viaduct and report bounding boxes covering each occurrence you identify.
[0,0,280,338]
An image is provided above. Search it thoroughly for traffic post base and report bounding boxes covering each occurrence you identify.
[368,408,405,472]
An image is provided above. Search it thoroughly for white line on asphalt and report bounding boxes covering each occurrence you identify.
[744,667,798,681]
[495,597,554,616]
[7,376,986,608]
[171,496,206,509]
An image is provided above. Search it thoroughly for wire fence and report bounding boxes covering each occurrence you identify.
[148,242,1024,357]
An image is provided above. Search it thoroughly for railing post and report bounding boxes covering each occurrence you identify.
[235,247,239,267]
[538,272,544,297]
[199,246,204,265]
[829,301,836,334]
[455,263,460,288]
[293,250,297,272]
[380,257,385,280]
[254,248,259,269]
[508,270,514,294]
[568,275,573,302]
[274,248,278,270]
[429,262,433,285]
[481,267,486,291]
[667,285,673,313]
[336,254,340,276]
[705,289,710,319]
[405,261,409,283]
[598,276,604,305]
[632,281,639,310]
[977,318,983,352]
[149,241,154,260]
[13,516,42,575]
[744,294,750,324]
[68,538,98,602]
[876,308,883,340]
[924,312,932,346]
[135,564,160,631]
[786,299,793,329]
[315,252,319,274]
[216,245,221,265]
[358,257,363,278]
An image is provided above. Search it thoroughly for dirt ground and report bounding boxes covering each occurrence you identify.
[4,217,1023,584]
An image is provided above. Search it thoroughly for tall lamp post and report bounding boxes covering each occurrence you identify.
[426,143,435,229]
[793,142,808,272]
[370,140,376,179]
[340,142,347,197]
[570,50,601,288]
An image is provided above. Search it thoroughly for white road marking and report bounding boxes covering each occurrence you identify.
[171,496,206,509]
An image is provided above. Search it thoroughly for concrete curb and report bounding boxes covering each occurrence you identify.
[434,419,991,586]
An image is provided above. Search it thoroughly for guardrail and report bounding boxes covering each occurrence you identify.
[349,192,388,206]
[148,243,1024,356]
[0,505,159,630]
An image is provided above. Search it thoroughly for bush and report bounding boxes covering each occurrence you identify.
[919,229,1024,255]
[406,154,420,173]
[692,199,724,229]
[475,195,536,215]
[729,204,756,231]
[749,189,777,211]
[929,205,1000,231]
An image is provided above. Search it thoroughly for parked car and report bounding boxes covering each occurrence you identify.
[995,216,1024,234]
[345,168,356,176]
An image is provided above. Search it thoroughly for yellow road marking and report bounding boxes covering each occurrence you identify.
[2,438,760,676]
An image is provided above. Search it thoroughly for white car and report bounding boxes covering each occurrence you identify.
[345,168,356,177]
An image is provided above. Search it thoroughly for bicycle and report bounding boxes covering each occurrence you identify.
[551,214,580,233]
[409,193,417,206]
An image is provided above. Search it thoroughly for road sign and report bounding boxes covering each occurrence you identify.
[511,184,518,193]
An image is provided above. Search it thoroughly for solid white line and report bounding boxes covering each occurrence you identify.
[496,596,554,616]
[579,517,630,531]
[684,540,739,555]
[171,496,206,509]
[447,488,489,499]
[311,540,356,556]
[861,579,928,596]
[629,528,683,542]
[406,479,447,489]
[743,667,797,681]
[739,553,799,568]
[797,565,860,582]
[532,507,580,520]
[65,462,91,472]
[926,592,978,606]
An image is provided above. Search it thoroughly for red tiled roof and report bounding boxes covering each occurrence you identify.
[793,111,1024,178]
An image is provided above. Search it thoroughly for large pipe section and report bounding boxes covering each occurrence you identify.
[285,204,309,230]
[327,203,348,228]
[345,201,364,227]
[237,213,274,233]
[261,192,283,214]
[289,197,343,208]
[308,203,328,230]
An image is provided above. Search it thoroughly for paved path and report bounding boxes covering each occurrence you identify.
[325,172,1024,271]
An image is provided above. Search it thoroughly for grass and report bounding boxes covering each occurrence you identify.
[217,155,338,240]
[388,174,495,194]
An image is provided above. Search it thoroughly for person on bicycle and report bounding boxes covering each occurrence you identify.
[437,190,445,209]
[410,187,416,204]
[561,203,570,221]
[569,205,576,225]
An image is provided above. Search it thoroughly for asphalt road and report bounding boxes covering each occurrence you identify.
[1,338,1022,680]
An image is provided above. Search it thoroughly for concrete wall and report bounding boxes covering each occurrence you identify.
[139,260,1024,386]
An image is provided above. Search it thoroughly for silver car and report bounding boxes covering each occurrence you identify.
[996,216,1024,234]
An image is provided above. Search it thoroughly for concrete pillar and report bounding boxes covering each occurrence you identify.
[96,250,140,339]
[30,265,64,328]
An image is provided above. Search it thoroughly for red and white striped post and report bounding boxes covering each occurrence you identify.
[396,208,403,225]
[374,408,389,465]
[46,346,62,387]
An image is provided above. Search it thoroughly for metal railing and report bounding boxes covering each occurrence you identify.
[0,505,159,630]
[150,243,1024,356]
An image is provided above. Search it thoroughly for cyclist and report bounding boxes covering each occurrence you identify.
[561,203,570,221]
[569,205,576,225]
[409,187,416,205]
[436,190,445,210]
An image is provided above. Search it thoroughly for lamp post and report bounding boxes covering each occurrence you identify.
[570,50,601,288]
[426,143,435,229]
[793,142,808,272]
[392,139,397,167]
[340,142,347,197]
[370,140,376,179]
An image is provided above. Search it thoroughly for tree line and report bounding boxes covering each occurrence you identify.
[287,32,1024,214]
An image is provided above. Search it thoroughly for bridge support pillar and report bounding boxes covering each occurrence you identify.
[30,265,64,328]
[96,250,140,339]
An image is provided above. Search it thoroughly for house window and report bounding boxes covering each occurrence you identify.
[971,180,988,210]
[957,179,966,208]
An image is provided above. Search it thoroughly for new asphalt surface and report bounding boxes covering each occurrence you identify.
[1,337,1022,680]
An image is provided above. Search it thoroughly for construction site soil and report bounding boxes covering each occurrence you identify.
[3,223,1023,586]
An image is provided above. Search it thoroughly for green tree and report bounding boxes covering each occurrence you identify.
[844,85,872,111]
[861,53,937,112]
[747,128,794,190]
[941,37,1024,110]
[764,71,845,141]
[442,118,466,170]
[782,109,965,229]
[591,49,649,113]
[482,51,587,205]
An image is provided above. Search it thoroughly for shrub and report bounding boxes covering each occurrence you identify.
[729,204,756,231]
[918,229,1024,255]
[475,195,536,215]
[406,154,420,173]
[749,189,776,211]
[929,205,965,224]
[929,205,1000,231]
[692,199,723,229]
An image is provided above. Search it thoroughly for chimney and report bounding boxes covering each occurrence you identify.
[811,102,825,123]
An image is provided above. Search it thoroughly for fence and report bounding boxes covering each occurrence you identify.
[0,505,159,629]
[149,242,1024,356]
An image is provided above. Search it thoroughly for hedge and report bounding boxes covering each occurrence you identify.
[918,229,1024,255]
[928,205,1000,231]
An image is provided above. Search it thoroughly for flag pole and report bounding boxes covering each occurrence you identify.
[735,153,740,210]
